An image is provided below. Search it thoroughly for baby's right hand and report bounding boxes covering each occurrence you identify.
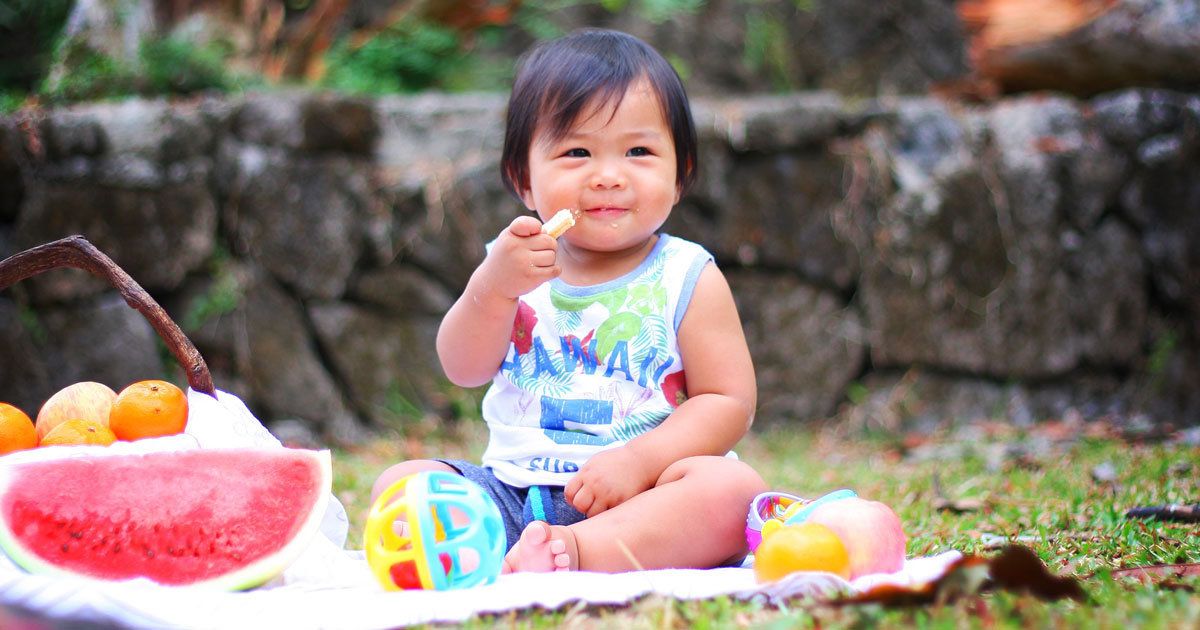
[476,215,561,299]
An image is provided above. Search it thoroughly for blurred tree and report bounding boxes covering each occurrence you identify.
[957,0,1200,96]
[0,0,75,94]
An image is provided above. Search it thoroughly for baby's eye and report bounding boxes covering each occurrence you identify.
[563,148,590,158]
[627,147,652,157]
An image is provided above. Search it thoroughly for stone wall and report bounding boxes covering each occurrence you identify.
[2,87,1198,443]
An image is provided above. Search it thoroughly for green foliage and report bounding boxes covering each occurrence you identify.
[10,0,820,101]
[322,21,475,94]
[318,0,780,96]
[382,386,426,426]
[39,34,241,104]
[1146,329,1176,377]
[596,0,707,23]
[741,0,818,91]
[0,90,25,114]
[39,39,139,102]
[0,0,74,91]
[743,11,792,89]
[17,304,48,345]
[183,249,244,331]
[140,35,237,95]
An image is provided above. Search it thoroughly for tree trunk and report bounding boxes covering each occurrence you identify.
[957,0,1200,96]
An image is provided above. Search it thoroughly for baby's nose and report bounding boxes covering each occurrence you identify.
[589,162,627,189]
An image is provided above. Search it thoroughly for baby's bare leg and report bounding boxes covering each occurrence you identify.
[574,456,764,571]
[370,459,458,506]
[505,456,764,572]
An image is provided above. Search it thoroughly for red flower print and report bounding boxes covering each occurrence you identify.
[563,329,597,363]
[661,371,687,408]
[511,300,537,354]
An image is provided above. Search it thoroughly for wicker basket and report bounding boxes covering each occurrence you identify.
[0,234,215,397]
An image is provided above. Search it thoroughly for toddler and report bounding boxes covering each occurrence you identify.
[372,28,765,573]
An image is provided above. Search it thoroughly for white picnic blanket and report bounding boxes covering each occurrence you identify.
[0,388,962,629]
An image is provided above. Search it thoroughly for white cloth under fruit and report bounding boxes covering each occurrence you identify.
[0,388,962,629]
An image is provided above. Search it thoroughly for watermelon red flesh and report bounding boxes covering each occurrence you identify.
[0,448,331,590]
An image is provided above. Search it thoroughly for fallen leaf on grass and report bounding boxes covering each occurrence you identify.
[837,555,991,607]
[988,545,1087,601]
[837,545,1085,607]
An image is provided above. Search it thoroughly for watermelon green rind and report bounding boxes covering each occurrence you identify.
[204,449,332,591]
[0,448,332,591]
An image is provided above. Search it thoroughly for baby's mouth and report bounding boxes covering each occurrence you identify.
[583,206,629,217]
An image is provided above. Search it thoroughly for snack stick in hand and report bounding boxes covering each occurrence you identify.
[541,208,577,238]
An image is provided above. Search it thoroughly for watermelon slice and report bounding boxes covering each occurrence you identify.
[0,448,331,590]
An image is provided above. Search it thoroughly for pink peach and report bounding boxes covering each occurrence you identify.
[806,497,906,579]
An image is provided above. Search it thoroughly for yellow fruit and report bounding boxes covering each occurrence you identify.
[754,522,851,583]
[36,382,117,441]
[0,403,38,455]
[39,419,117,447]
[109,380,188,441]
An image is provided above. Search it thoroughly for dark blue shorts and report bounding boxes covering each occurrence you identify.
[435,459,587,551]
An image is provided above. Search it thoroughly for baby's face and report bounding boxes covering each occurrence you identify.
[520,78,680,255]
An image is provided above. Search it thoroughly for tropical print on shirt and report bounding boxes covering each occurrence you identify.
[480,234,713,488]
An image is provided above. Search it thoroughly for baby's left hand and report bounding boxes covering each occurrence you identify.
[565,446,657,517]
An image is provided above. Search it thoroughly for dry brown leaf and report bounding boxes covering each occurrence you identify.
[835,545,1085,607]
[988,545,1087,601]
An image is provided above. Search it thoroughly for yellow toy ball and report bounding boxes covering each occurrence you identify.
[364,471,505,590]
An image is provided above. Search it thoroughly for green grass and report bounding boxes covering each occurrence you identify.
[330,419,1200,628]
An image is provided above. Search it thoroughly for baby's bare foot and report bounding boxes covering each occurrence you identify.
[501,521,577,573]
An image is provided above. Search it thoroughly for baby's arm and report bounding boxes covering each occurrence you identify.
[565,262,756,516]
[436,216,562,387]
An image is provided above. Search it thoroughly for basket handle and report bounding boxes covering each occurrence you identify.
[0,235,216,396]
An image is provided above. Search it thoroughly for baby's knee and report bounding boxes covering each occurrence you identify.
[370,459,457,504]
[664,456,766,502]
[709,457,767,500]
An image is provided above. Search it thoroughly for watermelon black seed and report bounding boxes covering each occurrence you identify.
[113,544,121,553]
[60,544,68,552]
[69,531,82,539]
[145,549,154,559]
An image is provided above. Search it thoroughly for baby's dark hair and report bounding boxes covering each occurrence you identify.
[500,29,698,200]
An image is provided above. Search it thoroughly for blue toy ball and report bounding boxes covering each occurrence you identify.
[365,470,506,590]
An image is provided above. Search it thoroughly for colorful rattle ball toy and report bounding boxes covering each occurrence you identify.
[745,488,857,553]
[364,470,506,590]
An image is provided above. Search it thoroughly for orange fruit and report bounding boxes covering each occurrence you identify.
[108,380,189,441]
[0,403,38,455]
[39,418,117,446]
[36,382,117,441]
[754,521,851,583]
